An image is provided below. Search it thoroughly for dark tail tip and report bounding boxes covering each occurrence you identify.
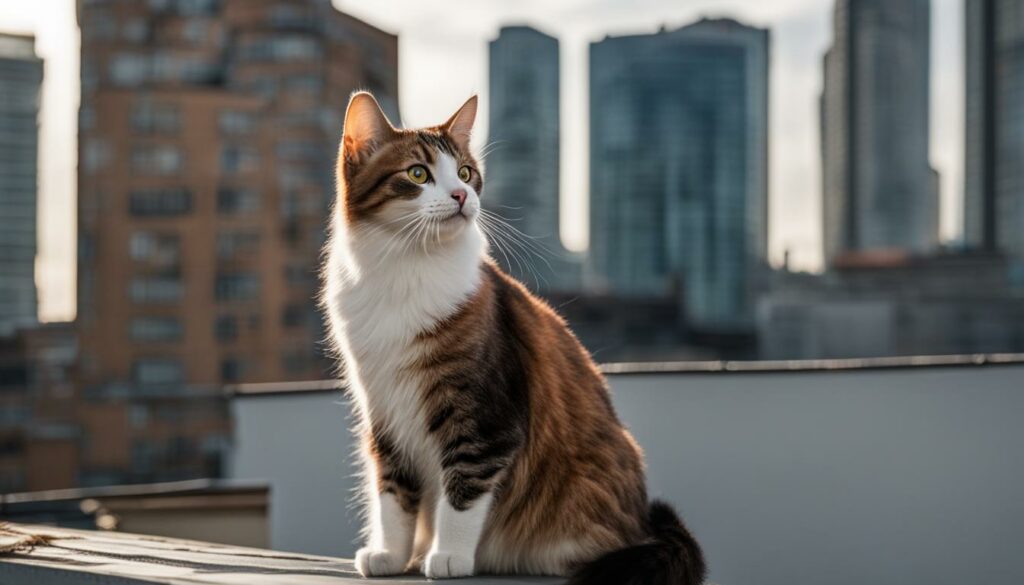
[568,499,706,585]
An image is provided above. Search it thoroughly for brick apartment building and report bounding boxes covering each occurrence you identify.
[0,323,79,492]
[75,0,398,486]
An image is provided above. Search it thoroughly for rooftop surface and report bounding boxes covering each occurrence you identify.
[0,523,561,584]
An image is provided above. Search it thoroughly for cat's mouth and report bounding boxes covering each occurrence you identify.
[445,210,468,222]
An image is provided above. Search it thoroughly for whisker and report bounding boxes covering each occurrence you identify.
[478,215,549,288]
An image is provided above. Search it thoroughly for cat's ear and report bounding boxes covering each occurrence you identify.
[443,95,478,150]
[342,92,394,162]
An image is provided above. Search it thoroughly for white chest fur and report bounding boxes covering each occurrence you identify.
[323,217,485,466]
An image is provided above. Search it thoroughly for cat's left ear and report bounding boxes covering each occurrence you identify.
[443,95,478,150]
[343,92,395,163]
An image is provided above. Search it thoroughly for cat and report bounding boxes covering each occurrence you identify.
[321,91,706,584]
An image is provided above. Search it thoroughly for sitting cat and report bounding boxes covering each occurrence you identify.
[321,91,705,584]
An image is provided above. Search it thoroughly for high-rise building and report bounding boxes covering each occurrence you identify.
[485,26,579,292]
[76,0,398,485]
[821,0,938,265]
[589,18,769,331]
[0,33,42,336]
[964,0,1024,256]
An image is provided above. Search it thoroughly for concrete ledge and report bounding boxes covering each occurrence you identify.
[0,523,562,584]
[227,352,1024,397]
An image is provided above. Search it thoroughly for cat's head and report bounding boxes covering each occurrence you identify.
[336,92,482,247]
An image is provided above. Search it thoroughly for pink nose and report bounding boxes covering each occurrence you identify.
[451,189,467,208]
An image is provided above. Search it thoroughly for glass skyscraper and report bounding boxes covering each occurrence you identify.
[821,0,938,265]
[964,0,1024,257]
[589,18,769,331]
[486,26,579,292]
[0,33,42,336]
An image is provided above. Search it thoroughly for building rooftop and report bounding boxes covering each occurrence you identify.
[0,523,562,584]
[0,32,37,59]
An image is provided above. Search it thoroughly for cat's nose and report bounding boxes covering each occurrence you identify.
[451,189,467,209]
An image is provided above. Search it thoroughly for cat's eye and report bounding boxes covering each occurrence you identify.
[458,166,472,183]
[407,165,429,184]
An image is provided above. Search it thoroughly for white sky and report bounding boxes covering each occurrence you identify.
[0,0,964,323]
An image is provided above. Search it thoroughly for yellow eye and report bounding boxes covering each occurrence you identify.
[458,166,472,182]
[407,165,429,184]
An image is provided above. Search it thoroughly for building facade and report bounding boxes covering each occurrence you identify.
[964,0,1024,257]
[0,33,42,336]
[589,18,769,331]
[0,322,78,492]
[76,0,398,485]
[485,26,580,292]
[821,0,938,265]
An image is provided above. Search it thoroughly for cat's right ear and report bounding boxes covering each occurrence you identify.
[342,92,394,164]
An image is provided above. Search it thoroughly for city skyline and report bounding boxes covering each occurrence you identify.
[1,0,967,322]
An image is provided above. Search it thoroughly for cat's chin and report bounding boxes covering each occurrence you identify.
[435,214,475,240]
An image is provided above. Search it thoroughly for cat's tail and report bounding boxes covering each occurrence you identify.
[568,499,706,585]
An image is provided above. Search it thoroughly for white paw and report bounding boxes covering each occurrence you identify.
[355,547,407,577]
[423,550,475,579]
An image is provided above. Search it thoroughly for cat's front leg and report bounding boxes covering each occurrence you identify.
[355,430,420,577]
[424,489,493,579]
[423,439,517,579]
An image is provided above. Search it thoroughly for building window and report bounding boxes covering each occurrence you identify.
[240,36,321,62]
[82,138,110,173]
[221,146,259,175]
[132,100,180,134]
[109,53,151,87]
[151,52,222,85]
[220,358,246,383]
[243,77,277,100]
[275,140,320,160]
[284,263,313,286]
[216,231,260,259]
[214,314,237,341]
[130,277,183,303]
[132,145,183,175]
[174,0,221,16]
[79,106,96,131]
[269,4,315,29]
[282,303,305,328]
[284,74,322,95]
[280,350,307,375]
[278,167,320,190]
[121,18,149,42]
[130,317,182,341]
[81,12,117,41]
[217,187,260,214]
[130,232,180,265]
[129,188,192,216]
[129,405,149,429]
[214,273,259,301]
[219,110,255,135]
[181,20,212,44]
[133,358,184,386]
